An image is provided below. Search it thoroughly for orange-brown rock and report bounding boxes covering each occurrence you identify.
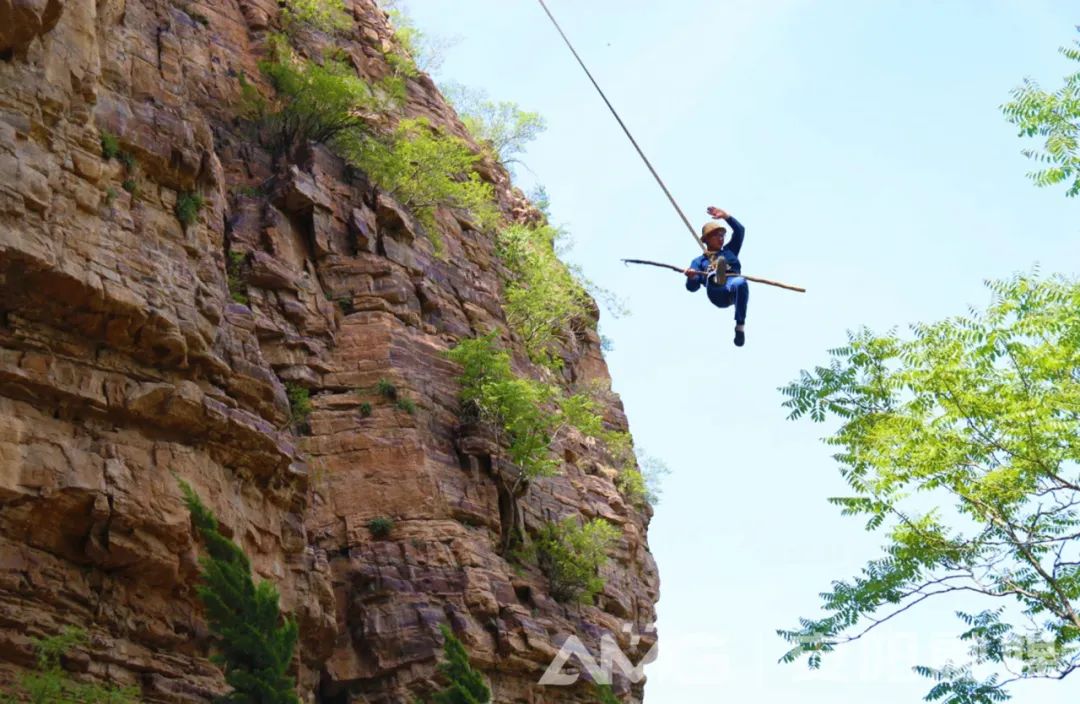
[0,1,658,702]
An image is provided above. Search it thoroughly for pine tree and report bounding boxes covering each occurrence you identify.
[431,625,490,704]
[179,481,300,704]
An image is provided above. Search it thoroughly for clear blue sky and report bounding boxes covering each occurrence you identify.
[402,2,1080,702]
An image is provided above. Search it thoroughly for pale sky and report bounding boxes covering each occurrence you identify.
[401,2,1080,702]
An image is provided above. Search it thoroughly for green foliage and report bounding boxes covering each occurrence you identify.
[367,516,394,538]
[442,82,546,168]
[232,184,263,198]
[496,223,592,365]
[777,273,1080,700]
[531,517,618,603]
[617,451,669,507]
[175,191,204,227]
[100,130,120,159]
[446,334,559,481]
[525,184,551,218]
[358,401,372,418]
[281,0,352,35]
[396,397,417,414]
[121,179,137,195]
[431,624,490,704]
[1002,28,1080,196]
[594,683,621,704]
[244,43,381,156]
[118,150,136,171]
[178,481,300,704]
[227,250,249,305]
[381,2,455,76]
[285,382,312,432]
[337,118,500,250]
[335,296,354,315]
[0,626,139,704]
[376,378,398,399]
[104,187,118,206]
[446,334,628,487]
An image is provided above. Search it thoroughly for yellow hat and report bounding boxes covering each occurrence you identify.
[701,221,727,238]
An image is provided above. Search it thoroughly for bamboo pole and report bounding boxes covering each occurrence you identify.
[621,258,806,293]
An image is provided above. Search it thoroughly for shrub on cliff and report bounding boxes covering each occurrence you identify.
[380,2,455,77]
[0,627,139,703]
[179,481,300,704]
[430,624,491,704]
[447,333,561,481]
[447,334,639,499]
[532,517,618,603]
[441,82,546,169]
[496,223,591,365]
[337,118,501,250]
[175,191,204,228]
[281,0,352,35]
[240,39,379,158]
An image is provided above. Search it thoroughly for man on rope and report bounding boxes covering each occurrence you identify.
[684,206,749,347]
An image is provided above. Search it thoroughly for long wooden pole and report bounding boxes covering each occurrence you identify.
[621,258,807,293]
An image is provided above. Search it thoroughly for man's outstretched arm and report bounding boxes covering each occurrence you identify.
[707,206,746,255]
[725,216,745,255]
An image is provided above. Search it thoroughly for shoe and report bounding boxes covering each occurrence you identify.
[734,327,745,347]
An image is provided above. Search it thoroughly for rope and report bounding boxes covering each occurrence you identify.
[535,0,705,253]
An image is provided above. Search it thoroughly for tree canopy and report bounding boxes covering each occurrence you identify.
[1002,29,1080,196]
[778,274,1080,702]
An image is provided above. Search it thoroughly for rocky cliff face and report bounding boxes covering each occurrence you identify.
[0,1,659,702]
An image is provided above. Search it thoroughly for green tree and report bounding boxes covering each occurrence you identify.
[241,39,381,157]
[1002,29,1080,196]
[532,517,619,603]
[446,334,621,487]
[446,333,562,483]
[441,82,546,168]
[338,118,500,250]
[431,625,490,704]
[179,481,300,704]
[0,627,139,704]
[380,1,457,76]
[777,273,1080,702]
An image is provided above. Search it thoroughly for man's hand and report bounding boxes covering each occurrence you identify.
[707,206,729,219]
[684,268,699,278]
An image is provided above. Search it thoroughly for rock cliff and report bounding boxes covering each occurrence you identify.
[0,1,659,702]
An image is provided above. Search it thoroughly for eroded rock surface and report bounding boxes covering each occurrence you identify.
[0,1,659,702]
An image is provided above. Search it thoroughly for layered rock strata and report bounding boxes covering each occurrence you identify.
[0,1,659,702]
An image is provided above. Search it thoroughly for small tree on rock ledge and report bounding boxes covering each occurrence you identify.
[179,480,300,704]
[430,624,491,704]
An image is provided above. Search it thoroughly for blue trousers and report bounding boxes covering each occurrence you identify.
[706,276,749,324]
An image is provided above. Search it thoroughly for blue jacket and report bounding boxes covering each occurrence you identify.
[685,216,745,292]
